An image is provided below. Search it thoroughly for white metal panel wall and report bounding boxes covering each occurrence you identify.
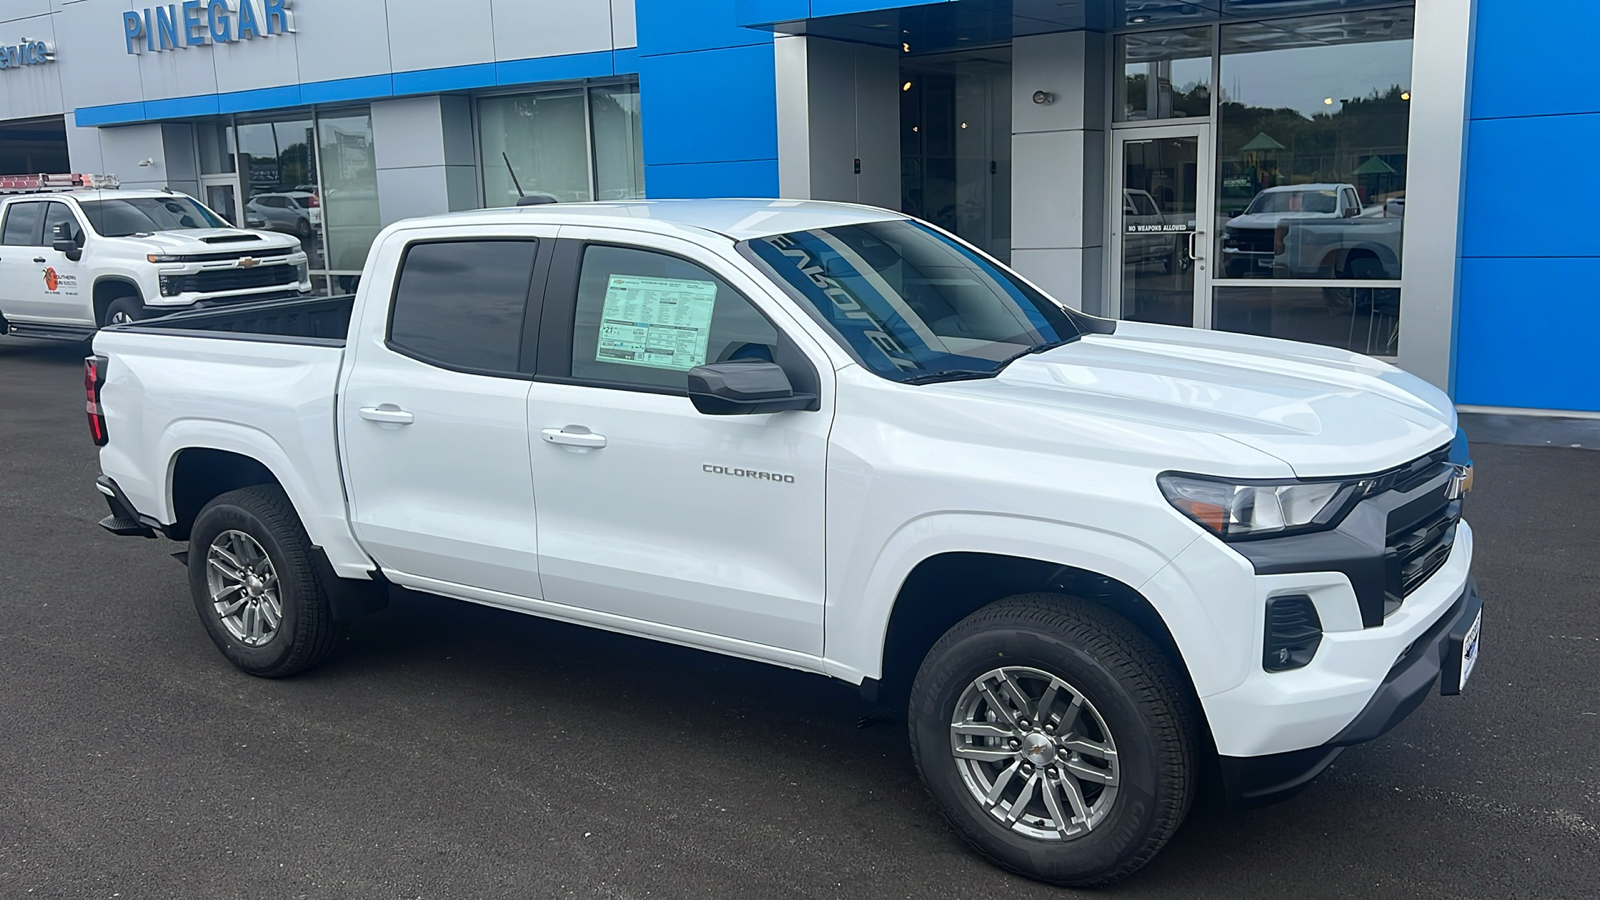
[0,12,63,119]
[490,0,615,62]
[387,0,494,71]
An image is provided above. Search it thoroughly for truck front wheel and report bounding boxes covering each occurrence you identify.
[187,485,343,678]
[907,594,1197,887]
[102,296,144,328]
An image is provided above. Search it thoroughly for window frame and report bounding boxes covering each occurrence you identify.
[43,201,84,245]
[1,201,47,246]
[382,236,552,380]
[535,237,818,400]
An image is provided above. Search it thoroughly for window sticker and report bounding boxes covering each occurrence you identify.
[595,274,718,371]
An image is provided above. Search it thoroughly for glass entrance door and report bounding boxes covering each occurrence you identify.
[1110,124,1212,328]
[201,179,240,228]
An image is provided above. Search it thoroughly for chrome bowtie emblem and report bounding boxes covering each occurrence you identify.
[236,257,258,268]
[1445,463,1473,500]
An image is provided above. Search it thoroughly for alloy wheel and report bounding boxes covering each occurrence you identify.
[205,529,283,647]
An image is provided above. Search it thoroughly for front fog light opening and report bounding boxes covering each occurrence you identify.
[1264,594,1323,672]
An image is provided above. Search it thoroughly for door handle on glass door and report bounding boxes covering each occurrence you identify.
[541,427,607,450]
[358,405,415,425]
[1188,232,1205,269]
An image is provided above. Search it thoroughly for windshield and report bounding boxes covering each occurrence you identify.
[743,220,1082,383]
[77,196,228,237]
[1246,189,1338,215]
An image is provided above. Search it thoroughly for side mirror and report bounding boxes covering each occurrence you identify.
[687,361,818,416]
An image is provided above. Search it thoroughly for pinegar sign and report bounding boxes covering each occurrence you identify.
[122,1,295,55]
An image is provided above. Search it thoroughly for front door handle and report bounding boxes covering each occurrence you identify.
[32,257,46,263]
[541,427,607,449]
[358,404,414,425]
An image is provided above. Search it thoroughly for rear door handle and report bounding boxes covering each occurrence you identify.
[358,404,414,425]
[32,257,46,263]
[541,427,606,449]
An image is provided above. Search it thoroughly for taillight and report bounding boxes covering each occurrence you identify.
[85,355,108,447]
[1273,223,1288,256]
[307,193,320,208]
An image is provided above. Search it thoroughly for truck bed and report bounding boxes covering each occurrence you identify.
[120,294,355,344]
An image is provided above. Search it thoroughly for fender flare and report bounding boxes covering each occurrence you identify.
[158,419,375,579]
[822,512,1242,698]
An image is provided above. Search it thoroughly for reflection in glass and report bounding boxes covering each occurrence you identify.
[1117,28,1211,122]
[590,84,645,201]
[1215,8,1412,281]
[236,117,322,271]
[900,47,1012,262]
[1120,136,1199,327]
[1213,284,1400,356]
[479,91,591,207]
[317,111,381,283]
[196,121,236,175]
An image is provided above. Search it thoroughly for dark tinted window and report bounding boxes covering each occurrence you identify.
[43,203,83,245]
[570,245,778,392]
[388,239,539,374]
[78,196,226,237]
[1,202,44,245]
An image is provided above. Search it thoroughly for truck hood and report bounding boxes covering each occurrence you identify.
[128,228,299,253]
[1225,212,1334,231]
[954,322,1455,478]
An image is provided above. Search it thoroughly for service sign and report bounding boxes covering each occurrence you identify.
[123,1,295,55]
[0,38,55,70]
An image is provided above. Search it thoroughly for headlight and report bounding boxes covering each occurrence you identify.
[147,254,186,263]
[1158,472,1369,540]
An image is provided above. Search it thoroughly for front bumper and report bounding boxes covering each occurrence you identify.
[1220,576,1482,804]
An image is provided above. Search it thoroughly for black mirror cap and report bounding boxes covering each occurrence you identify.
[687,361,818,415]
[53,238,82,261]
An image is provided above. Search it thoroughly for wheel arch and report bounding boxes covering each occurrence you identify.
[876,552,1203,717]
[93,276,144,324]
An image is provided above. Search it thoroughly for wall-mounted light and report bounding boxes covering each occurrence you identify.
[903,81,913,92]
[1323,97,1334,105]
[137,158,154,167]
[1032,90,1054,105]
[902,42,910,52]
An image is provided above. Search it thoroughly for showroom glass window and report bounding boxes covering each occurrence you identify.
[479,81,644,208]
[1209,7,1413,356]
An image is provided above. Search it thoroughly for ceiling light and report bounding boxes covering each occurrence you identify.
[1400,91,1411,101]
[902,42,910,52]
[1323,97,1334,105]
[903,81,912,91]
[1130,15,1150,24]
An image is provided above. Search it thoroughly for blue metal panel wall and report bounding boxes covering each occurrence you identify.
[635,0,779,197]
[1458,0,1600,411]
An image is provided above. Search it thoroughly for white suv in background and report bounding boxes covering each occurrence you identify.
[0,183,310,340]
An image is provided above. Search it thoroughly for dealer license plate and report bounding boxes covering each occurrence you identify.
[1458,609,1481,692]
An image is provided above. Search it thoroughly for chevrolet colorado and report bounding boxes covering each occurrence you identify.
[87,199,1481,886]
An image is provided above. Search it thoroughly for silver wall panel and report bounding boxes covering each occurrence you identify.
[387,0,494,72]
[610,0,637,50]
[209,28,301,95]
[137,37,221,101]
[490,0,614,62]
[53,0,143,111]
[375,164,451,226]
[293,0,392,84]
[0,0,52,25]
[372,96,449,169]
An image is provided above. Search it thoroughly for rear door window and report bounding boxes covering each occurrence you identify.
[1,202,45,245]
[387,239,541,376]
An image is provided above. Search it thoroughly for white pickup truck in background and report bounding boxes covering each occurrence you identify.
[1221,183,1404,280]
[86,199,1481,887]
[0,174,310,341]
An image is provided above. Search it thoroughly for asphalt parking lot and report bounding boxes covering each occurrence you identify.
[1,336,1596,899]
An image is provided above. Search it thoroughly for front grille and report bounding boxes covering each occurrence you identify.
[1380,447,1460,617]
[165,265,299,294]
[1228,227,1274,253]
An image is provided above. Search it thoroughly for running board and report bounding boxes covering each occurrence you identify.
[3,321,96,341]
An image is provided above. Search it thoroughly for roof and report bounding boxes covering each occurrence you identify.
[1260,183,1348,193]
[415,198,908,241]
[2,189,193,202]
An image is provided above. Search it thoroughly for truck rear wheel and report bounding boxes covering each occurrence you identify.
[187,485,343,678]
[907,594,1197,887]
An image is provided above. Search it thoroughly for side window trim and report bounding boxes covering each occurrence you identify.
[2,202,45,246]
[533,237,817,399]
[382,236,550,380]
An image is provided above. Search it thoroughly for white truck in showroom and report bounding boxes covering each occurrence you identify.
[86,199,1481,887]
[0,174,310,340]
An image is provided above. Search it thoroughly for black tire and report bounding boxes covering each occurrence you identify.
[295,217,314,240]
[101,295,145,328]
[187,485,343,678]
[908,594,1197,887]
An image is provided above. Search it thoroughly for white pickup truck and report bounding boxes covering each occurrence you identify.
[0,176,310,341]
[88,199,1482,887]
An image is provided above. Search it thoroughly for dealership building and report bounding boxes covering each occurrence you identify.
[0,0,1589,413]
